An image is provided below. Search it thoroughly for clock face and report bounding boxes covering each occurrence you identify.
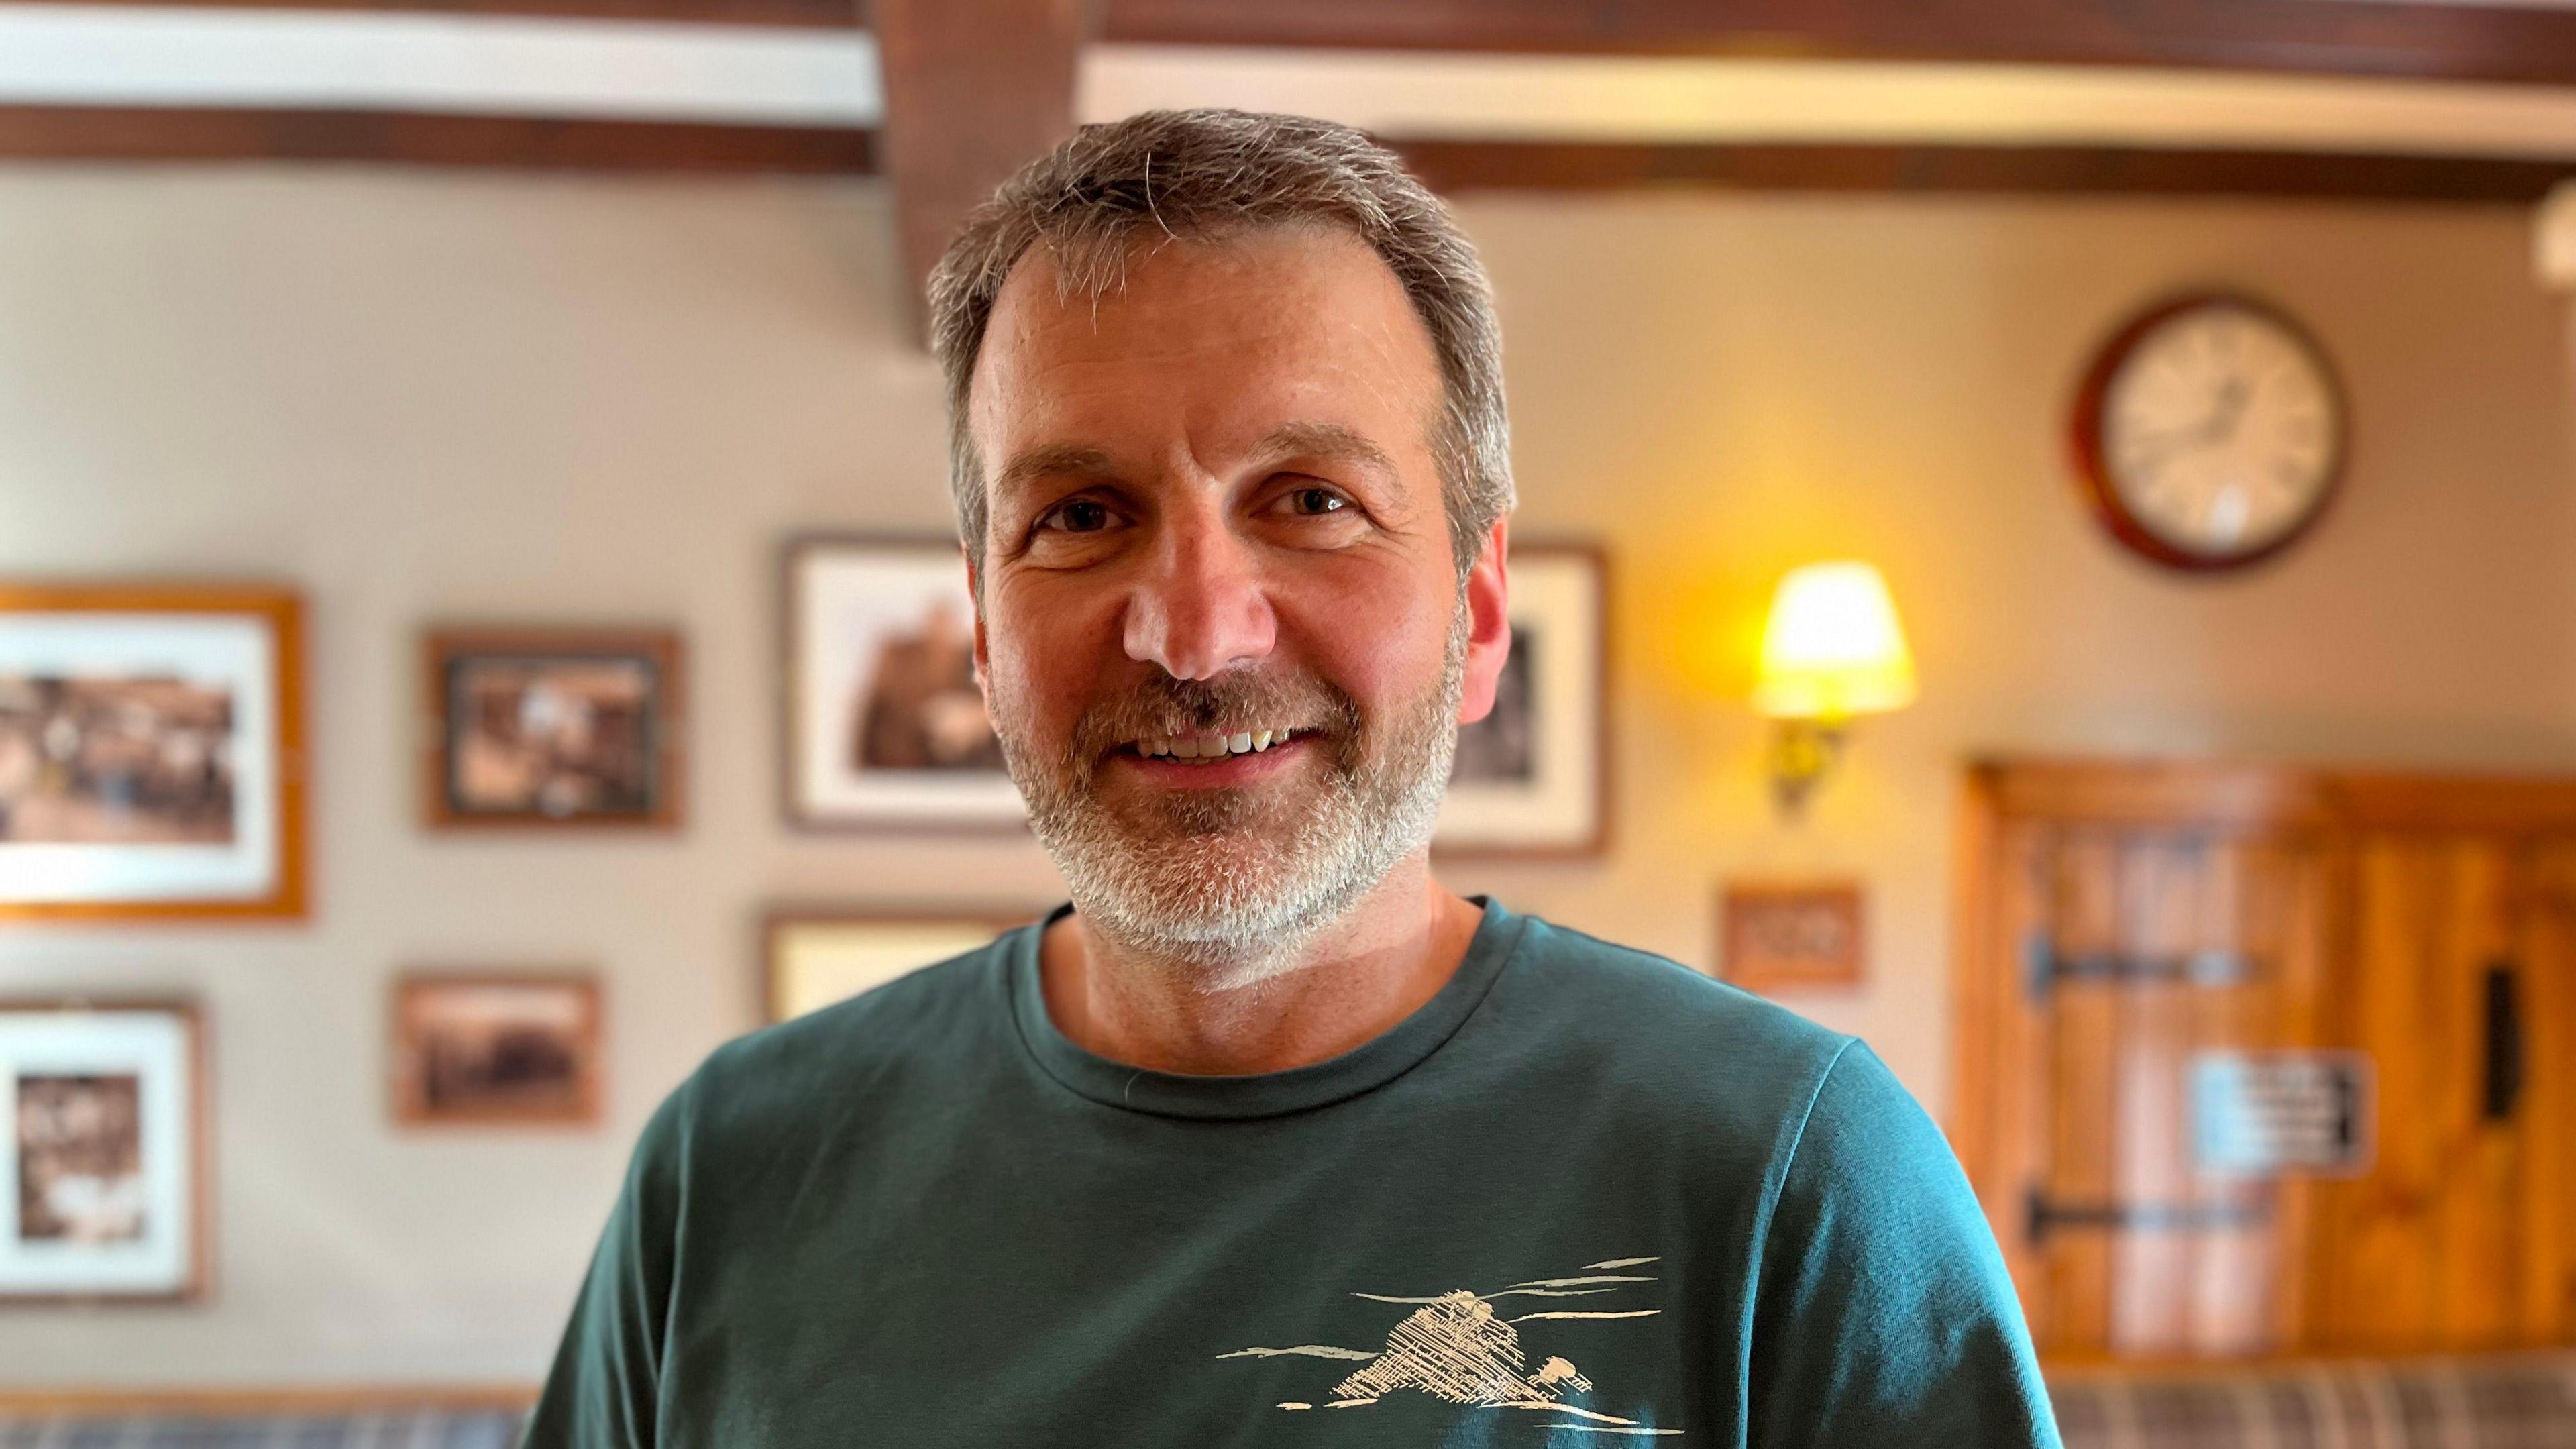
[2077,295,2346,570]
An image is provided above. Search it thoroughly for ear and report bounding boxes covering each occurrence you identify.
[1455,517,1512,726]
[964,549,992,699]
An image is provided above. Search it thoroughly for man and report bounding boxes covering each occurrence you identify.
[527,109,2062,1448]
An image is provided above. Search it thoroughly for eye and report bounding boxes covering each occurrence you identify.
[1038,498,1116,533]
[1282,486,1348,517]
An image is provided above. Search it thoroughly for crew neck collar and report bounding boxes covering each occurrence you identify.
[1006,896,1526,1120]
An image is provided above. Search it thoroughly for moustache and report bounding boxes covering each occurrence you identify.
[1065,671,1364,773]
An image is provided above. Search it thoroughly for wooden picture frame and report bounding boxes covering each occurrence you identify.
[0,583,307,922]
[780,534,1025,833]
[0,998,211,1303]
[1720,881,1866,994]
[762,907,1033,1024]
[1434,543,1611,859]
[389,973,603,1128]
[421,626,683,830]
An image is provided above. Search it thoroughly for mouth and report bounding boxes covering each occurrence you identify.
[1123,727,1305,763]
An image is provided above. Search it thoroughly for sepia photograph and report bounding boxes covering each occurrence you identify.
[16,1073,146,1245]
[763,908,1033,1023]
[0,676,236,846]
[1432,546,1607,857]
[392,974,603,1127]
[0,586,304,920]
[0,1002,204,1301]
[784,537,1025,830]
[424,628,682,830]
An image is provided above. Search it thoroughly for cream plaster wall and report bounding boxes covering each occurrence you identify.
[0,169,2565,1384]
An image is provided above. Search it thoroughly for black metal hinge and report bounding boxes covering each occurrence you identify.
[2025,1189,2270,1246]
[2023,935,2255,1000]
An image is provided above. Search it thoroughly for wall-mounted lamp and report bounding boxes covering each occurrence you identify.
[1753,561,1916,815]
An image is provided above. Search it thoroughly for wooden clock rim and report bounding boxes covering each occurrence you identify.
[2067,289,2351,575]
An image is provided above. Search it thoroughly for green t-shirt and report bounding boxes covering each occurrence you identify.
[526,900,2061,1447]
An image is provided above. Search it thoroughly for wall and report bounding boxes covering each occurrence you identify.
[0,168,2566,1384]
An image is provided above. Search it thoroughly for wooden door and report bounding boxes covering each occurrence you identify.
[2304,833,2576,1351]
[2015,824,2330,1358]
[1954,761,2576,1362]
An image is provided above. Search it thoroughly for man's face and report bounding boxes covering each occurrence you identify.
[966,225,1510,965]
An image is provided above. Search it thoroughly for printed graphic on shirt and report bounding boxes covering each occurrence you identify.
[1219,1255,1680,1437]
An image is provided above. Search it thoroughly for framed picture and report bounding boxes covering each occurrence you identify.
[1720,881,1866,994]
[1,1000,208,1303]
[763,908,1031,1023]
[422,627,683,830]
[782,535,1022,831]
[1435,545,1608,857]
[0,583,306,921]
[390,973,603,1127]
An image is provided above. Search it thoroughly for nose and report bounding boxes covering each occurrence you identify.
[1123,507,1277,680]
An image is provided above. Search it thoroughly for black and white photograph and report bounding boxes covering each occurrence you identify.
[784,536,1024,830]
[0,1002,204,1301]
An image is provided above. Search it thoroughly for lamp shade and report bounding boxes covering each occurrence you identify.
[1752,561,1917,720]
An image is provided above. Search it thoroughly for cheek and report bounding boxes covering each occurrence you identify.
[1277,563,1454,706]
[984,576,1122,722]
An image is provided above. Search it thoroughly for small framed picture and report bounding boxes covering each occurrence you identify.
[782,535,1022,831]
[1720,881,1866,994]
[390,973,604,1127]
[422,627,683,830]
[1435,545,1608,857]
[1,1000,208,1303]
[0,583,307,921]
[764,908,1030,1023]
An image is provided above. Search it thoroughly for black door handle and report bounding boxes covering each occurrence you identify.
[2485,963,2523,1123]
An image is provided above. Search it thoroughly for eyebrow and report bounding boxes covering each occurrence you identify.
[1249,421,1400,484]
[988,421,1401,508]
[991,443,1116,511]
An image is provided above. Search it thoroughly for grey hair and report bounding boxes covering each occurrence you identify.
[926,107,1513,581]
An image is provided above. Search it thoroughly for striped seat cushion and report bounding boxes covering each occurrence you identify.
[2048,1353,2576,1449]
[0,1411,527,1448]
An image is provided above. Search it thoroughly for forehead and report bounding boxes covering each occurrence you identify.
[965,225,1444,478]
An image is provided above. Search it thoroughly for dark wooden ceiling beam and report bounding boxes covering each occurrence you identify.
[0,105,874,169]
[872,0,1094,337]
[1102,0,2576,89]
[1396,140,2576,205]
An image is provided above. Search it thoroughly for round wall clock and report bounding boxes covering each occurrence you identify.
[2069,292,2348,572]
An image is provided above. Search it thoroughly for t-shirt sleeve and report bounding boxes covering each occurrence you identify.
[521,1076,694,1449]
[1746,1039,2062,1448]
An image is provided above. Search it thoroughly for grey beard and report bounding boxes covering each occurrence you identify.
[994,610,1467,987]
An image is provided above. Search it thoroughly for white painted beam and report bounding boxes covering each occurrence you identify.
[0,3,879,125]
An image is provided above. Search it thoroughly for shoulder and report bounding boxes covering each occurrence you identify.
[1490,910,1854,1081]
[1470,909,1868,1157]
[680,933,1016,1140]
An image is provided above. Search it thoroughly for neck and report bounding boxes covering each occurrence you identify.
[1037,855,1485,1076]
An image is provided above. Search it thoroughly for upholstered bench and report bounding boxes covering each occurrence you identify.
[2048,1351,2576,1449]
[0,1401,529,1449]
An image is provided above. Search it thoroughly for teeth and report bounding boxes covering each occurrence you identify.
[1134,729,1293,759]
